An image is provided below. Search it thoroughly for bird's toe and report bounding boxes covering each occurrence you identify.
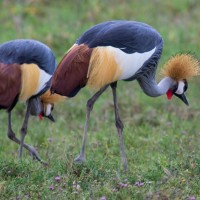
[74,155,85,164]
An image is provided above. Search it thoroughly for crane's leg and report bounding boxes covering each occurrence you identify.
[7,111,45,163]
[18,99,32,159]
[74,85,109,163]
[111,82,127,171]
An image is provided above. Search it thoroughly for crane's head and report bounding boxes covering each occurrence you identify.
[162,53,200,105]
[30,97,55,122]
[39,89,66,122]
[39,102,55,122]
[166,79,188,105]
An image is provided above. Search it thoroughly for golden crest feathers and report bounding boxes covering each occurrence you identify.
[161,54,200,81]
[40,89,66,104]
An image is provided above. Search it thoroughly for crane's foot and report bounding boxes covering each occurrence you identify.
[123,162,128,172]
[18,141,24,160]
[122,156,128,172]
[74,155,85,164]
[18,145,24,160]
[28,145,48,166]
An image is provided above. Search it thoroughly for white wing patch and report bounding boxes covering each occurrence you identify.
[113,47,156,80]
[35,69,52,95]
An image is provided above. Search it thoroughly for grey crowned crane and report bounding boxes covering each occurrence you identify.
[50,20,200,170]
[0,39,64,163]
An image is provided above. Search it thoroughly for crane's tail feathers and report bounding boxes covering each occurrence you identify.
[51,44,93,97]
[161,53,200,81]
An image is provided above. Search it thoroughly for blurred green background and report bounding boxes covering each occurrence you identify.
[1,0,200,199]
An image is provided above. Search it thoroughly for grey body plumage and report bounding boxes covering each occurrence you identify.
[0,39,56,74]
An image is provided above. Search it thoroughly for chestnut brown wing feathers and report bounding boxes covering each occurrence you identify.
[0,63,21,110]
[51,45,93,97]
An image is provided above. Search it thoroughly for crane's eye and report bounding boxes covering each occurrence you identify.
[172,84,178,93]
[184,81,188,92]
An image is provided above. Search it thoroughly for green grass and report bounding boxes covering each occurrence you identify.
[1,0,200,199]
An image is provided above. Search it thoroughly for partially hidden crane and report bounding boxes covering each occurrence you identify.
[0,39,64,163]
[50,20,200,170]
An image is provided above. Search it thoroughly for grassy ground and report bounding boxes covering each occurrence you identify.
[1,0,200,199]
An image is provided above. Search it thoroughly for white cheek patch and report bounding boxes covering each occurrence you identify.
[175,81,185,95]
[45,104,52,116]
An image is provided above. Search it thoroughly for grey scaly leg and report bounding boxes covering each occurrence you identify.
[74,85,109,163]
[111,82,127,171]
[18,99,31,159]
[8,111,46,164]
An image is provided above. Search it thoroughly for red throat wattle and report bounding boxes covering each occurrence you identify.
[166,90,173,100]
[38,113,43,120]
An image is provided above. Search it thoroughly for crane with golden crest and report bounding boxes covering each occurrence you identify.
[51,20,200,171]
[0,39,65,164]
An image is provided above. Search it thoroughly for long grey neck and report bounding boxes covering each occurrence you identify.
[137,77,176,97]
